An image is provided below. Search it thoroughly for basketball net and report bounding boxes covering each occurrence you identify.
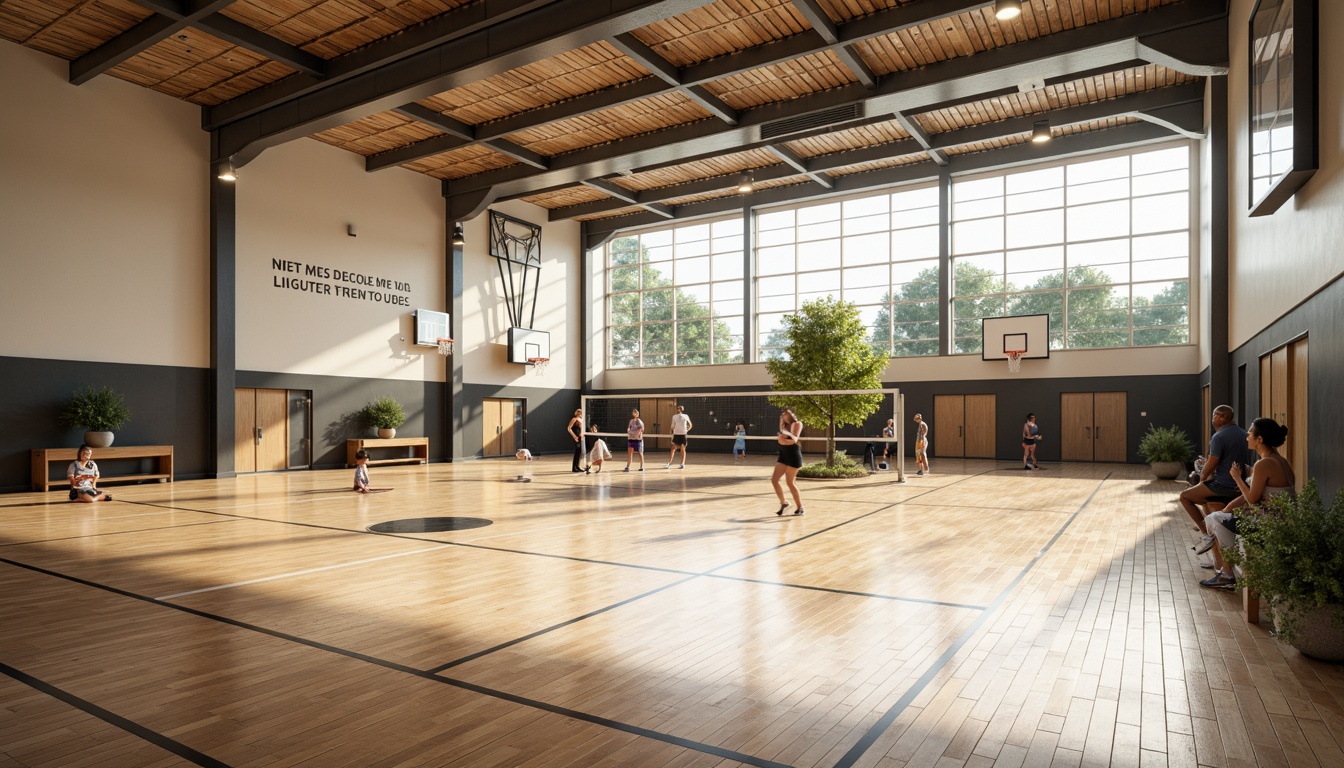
[435,338,454,356]
[527,357,549,375]
[1006,350,1024,373]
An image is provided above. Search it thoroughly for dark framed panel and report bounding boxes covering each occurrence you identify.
[1248,0,1318,217]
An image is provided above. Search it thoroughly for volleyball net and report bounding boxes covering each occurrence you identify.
[580,388,904,479]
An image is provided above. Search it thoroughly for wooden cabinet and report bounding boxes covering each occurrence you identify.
[1260,336,1308,491]
[482,398,523,456]
[1060,392,1127,462]
[933,394,996,458]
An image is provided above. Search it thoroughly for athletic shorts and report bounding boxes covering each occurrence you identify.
[628,439,643,452]
[777,443,803,469]
[733,446,745,456]
[1200,481,1240,503]
[1022,438,1037,446]
[672,434,687,446]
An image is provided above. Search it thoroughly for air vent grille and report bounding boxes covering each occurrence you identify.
[759,104,864,141]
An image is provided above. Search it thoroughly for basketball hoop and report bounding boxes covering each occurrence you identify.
[435,337,454,356]
[527,357,549,375]
[1006,350,1025,373]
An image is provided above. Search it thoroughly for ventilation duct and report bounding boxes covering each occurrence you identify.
[759,104,864,141]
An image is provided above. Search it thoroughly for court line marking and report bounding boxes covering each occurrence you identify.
[155,544,455,600]
[0,661,231,768]
[831,471,1113,768]
[0,556,791,768]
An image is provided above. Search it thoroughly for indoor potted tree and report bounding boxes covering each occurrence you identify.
[1229,481,1344,661]
[60,385,132,448]
[363,396,406,439]
[1137,423,1194,479]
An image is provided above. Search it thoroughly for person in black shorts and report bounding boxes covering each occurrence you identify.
[771,408,805,516]
[567,408,585,472]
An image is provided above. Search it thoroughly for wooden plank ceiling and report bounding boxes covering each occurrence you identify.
[0,0,1218,227]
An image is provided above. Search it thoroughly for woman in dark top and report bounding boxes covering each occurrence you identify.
[567,408,585,472]
[1022,413,1041,470]
[772,408,805,516]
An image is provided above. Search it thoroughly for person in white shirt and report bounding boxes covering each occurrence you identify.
[67,444,111,503]
[586,424,612,473]
[665,405,693,469]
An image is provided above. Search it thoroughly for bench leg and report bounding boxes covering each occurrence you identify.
[1244,587,1260,624]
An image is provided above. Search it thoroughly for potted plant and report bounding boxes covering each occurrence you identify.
[1137,423,1194,479]
[60,386,132,448]
[1228,481,1344,660]
[363,396,406,439]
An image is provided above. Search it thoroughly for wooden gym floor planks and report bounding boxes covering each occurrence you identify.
[1,458,1342,768]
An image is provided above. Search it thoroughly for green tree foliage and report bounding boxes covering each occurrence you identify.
[607,236,738,366]
[765,297,889,467]
[866,261,1188,355]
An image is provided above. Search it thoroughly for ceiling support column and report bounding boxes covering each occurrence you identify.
[209,161,236,479]
[1208,75,1231,411]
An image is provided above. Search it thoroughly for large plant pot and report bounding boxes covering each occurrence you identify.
[1285,604,1344,661]
[377,428,397,439]
[1149,461,1183,480]
[84,431,115,448]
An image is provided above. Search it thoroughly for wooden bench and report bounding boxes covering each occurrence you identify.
[347,437,430,467]
[32,445,174,492]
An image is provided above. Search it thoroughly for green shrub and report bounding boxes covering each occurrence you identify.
[797,451,868,479]
[1136,423,1194,463]
[59,386,131,432]
[363,396,406,430]
[1227,480,1344,643]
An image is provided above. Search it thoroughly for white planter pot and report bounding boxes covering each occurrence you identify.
[84,431,115,448]
[1285,604,1344,661]
[377,428,397,439]
[1149,461,1183,480]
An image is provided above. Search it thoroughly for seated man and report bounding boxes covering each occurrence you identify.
[1179,405,1252,551]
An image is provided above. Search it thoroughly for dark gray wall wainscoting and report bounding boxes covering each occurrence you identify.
[0,356,210,493]
[1229,272,1344,495]
[235,371,447,470]
[458,384,581,460]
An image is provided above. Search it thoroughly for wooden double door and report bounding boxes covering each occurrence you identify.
[482,398,525,457]
[640,398,677,450]
[1060,392,1126,462]
[1260,336,1308,491]
[236,388,310,472]
[933,394,996,458]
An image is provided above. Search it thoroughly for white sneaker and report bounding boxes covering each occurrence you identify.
[1193,533,1217,555]
[679,464,685,469]
[664,463,671,469]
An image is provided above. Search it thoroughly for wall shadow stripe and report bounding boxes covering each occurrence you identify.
[831,472,1113,768]
[0,519,239,549]
[0,661,232,768]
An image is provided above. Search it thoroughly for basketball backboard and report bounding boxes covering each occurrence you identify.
[507,327,550,364]
[981,314,1050,360]
[413,309,450,347]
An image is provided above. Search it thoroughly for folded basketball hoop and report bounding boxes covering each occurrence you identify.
[435,337,454,357]
[527,357,549,375]
[1006,349,1024,373]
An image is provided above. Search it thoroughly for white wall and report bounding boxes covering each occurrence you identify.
[0,42,209,367]
[1227,0,1344,349]
[460,199,581,387]
[235,140,445,380]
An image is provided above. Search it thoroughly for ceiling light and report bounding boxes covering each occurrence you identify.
[994,0,1022,20]
[451,223,465,246]
[216,163,236,182]
[737,174,754,194]
[1031,119,1052,143]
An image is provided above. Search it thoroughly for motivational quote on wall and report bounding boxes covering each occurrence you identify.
[271,258,411,306]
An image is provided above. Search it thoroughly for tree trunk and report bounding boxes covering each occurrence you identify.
[827,414,836,467]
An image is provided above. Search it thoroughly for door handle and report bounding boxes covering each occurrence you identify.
[958,426,963,437]
[1085,426,1091,438]
[496,425,501,434]
[256,427,262,445]
[1096,427,1101,439]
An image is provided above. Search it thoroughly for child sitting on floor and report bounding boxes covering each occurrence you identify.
[352,450,392,493]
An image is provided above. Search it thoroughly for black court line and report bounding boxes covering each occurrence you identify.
[700,574,988,612]
[0,660,232,768]
[0,556,790,768]
[830,471,1113,768]
[0,519,239,549]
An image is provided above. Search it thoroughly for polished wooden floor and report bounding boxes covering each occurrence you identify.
[2,457,1341,768]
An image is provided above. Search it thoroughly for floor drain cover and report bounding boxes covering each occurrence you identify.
[368,517,493,533]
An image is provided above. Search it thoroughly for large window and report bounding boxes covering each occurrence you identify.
[755,185,940,360]
[606,218,744,368]
[950,145,1192,353]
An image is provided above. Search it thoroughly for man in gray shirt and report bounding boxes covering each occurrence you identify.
[1179,404,1253,538]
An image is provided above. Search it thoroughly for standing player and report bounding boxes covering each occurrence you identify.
[881,418,896,468]
[772,408,805,516]
[1022,413,1042,470]
[732,422,747,464]
[666,405,692,469]
[567,408,585,473]
[913,413,930,476]
[623,408,645,472]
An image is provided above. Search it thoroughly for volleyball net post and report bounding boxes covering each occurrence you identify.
[579,388,905,482]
